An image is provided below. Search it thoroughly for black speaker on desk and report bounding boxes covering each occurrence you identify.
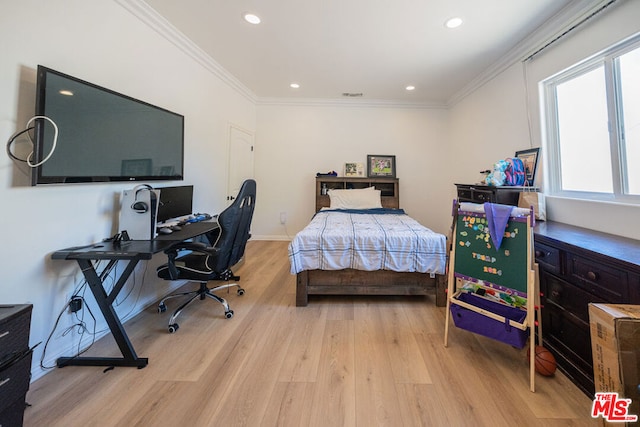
[119,185,159,240]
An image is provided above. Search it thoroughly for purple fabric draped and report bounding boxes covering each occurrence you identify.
[484,203,513,251]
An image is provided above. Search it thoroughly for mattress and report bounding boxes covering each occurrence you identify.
[288,209,447,275]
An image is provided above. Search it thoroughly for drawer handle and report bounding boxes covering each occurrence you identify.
[587,271,598,281]
[551,290,561,298]
[535,250,544,259]
[0,377,9,388]
[0,331,8,339]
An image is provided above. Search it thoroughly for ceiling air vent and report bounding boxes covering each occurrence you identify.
[342,92,363,97]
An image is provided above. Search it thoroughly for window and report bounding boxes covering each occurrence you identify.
[619,46,640,195]
[543,34,640,202]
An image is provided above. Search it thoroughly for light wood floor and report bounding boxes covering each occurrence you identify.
[24,240,598,426]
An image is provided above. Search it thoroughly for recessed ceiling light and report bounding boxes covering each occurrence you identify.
[243,13,261,24]
[445,17,463,29]
[58,90,74,96]
[405,85,415,91]
[290,83,300,89]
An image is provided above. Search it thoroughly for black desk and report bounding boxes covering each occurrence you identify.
[52,221,219,369]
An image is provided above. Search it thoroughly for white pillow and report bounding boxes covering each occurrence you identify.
[328,188,382,209]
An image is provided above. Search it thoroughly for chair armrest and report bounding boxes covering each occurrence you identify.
[164,241,219,256]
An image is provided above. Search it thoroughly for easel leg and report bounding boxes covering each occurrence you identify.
[534,263,543,345]
[443,258,456,347]
[528,267,536,392]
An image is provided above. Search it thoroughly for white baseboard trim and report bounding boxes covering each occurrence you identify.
[250,235,292,242]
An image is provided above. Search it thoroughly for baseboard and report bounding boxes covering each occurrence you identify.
[250,235,292,241]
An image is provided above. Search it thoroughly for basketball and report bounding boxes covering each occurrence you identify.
[528,345,557,376]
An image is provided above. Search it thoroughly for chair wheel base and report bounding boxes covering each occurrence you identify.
[168,323,179,333]
[158,303,167,313]
[225,310,234,319]
[237,288,245,296]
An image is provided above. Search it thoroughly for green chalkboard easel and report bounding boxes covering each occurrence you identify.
[444,201,541,392]
[453,211,529,294]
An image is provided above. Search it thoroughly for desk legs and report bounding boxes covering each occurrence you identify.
[57,258,148,369]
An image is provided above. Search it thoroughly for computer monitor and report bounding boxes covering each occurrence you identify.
[156,185,193,223]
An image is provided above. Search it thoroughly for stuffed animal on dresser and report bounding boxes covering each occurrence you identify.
[485,159,509,186]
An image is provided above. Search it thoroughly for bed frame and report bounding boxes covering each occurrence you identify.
[297,178,447,307]
[296,269,447,307]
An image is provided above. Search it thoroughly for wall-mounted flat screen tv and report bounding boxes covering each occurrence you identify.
[32,65,184,185]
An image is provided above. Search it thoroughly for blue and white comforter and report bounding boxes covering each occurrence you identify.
[288,209,447,275]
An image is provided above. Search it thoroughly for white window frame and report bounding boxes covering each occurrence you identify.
[541,33,640,204]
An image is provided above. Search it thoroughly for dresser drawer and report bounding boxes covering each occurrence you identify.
[542,272,607,324]
[0,308,31,357]
[472,189,493,203]
[541,302,595,394]
[0,351,31,415]
[0,394,27,427]
[568,253,629,302]
[457,187,473,201]
[535,242,561,275]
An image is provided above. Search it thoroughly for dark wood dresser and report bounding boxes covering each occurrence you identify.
[455,183,537,206]
[0,304,33,427]
[534,222,640,397]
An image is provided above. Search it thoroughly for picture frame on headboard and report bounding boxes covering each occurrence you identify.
[515,148,540,186]
[367,155,396,178]
[345,162,365,177]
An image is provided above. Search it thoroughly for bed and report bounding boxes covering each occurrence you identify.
[288,186,448,306]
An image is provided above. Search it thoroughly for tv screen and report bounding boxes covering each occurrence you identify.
[32,65,184,185]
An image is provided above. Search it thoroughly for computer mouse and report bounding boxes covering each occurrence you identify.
[170,225,182,231]
[157,227,173,235]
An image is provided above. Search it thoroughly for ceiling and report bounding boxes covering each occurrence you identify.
[142,0,587,105]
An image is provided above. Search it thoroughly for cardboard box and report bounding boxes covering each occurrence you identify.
[588,304,640,424]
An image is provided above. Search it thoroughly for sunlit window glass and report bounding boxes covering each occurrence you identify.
[556,66,612,193]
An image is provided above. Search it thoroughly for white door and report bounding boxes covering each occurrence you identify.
[227,124,254,205]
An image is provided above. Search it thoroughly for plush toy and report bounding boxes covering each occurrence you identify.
[485,159,509,186]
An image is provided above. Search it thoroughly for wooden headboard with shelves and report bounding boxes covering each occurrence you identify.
[315,177,399,212]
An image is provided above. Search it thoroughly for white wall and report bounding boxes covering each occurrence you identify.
[449,0,640,239]
[0,0,255,380]
[449,63,532,190]
[254,102,452,238]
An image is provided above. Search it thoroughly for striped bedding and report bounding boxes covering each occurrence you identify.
[288,209,447,275]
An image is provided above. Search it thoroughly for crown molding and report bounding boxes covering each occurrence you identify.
[114,0,257,103]
[447,0,617,107]
[256,97,447,110]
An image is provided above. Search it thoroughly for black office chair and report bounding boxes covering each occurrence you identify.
[156,179,256,333]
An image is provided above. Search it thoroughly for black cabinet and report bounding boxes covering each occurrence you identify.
[534,222,640,397]
[455,183,536,206]
[0,305,33,427]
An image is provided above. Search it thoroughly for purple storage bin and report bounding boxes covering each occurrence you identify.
[450,292,529,349]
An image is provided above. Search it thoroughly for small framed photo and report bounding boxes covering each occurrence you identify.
[367,155,396,178]
[515,148,540,186]
[344,162,365,177]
